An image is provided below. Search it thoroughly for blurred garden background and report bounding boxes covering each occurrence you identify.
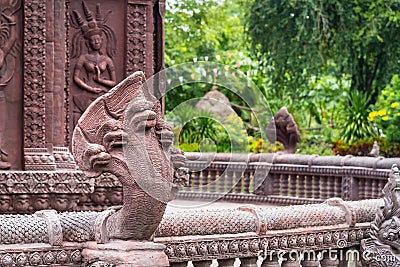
[164,0,400,157]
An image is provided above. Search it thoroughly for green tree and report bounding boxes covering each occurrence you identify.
[247,0,400,103]
[165,0,247,66]
[164,0,252,112]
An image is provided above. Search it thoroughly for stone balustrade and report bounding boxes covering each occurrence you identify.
[1,153,396,214]
[0,197,383,266]
[154,198,383,266]
[178,153,399,205]
[0,152,397,266]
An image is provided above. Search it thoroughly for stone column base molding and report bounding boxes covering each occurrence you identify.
[24,148,57,171]
[24,147,77,171]
[82,241,169,267]
[53,146,77,170]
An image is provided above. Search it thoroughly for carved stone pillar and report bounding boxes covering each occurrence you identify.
[153,0,166,110]
[153,0,165,75]
[126,0,166,105]
[23,0,56,170]
[50,0,76,169]
[23,0,76,171]
[6,0,165,171]
[126,0,155,79]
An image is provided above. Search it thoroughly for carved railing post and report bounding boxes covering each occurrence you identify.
[243,169,251,194]
[218,258,236,266]
[289,174,297,197]
[297,174,305,198]
[333,177,341,198]
[217,169,226,193]
[209,169,217,192]
[202,169,210,192]
[320,251,339,267]
[304,175,313,198]
[234,169,243,193]
[281,253,299,267]
[193,170,201,190]
[300,253,319,267]
[261,254,280,267]
[240,256,258,266]
[192,260,213,267]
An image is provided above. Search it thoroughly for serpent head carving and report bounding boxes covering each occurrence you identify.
[72,71,184,241]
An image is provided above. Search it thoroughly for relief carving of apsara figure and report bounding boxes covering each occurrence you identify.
[70,1,117,126]
[0,0,20,170]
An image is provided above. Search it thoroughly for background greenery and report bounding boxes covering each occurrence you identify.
[165,0,400,157]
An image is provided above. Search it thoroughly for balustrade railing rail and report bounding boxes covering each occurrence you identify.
[178,153,399,205]
[155,198,383,267]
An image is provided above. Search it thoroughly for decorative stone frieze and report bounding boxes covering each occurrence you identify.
[0,170,93,213]
[158,226,370,263]
[0,244,82,266]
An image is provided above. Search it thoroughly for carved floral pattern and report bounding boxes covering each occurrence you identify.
[0,171,92,194]
[0,170,93,213]
[0,249,82,266]
[162,228,369,262]
[126,4,146,76]
[23,0,46,148]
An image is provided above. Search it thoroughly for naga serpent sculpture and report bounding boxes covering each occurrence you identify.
[0,71,185,246]
[72,71,185,241]
[361,164,400,266]
[266,107,300,154]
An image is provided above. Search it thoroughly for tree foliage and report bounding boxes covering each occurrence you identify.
[165,0,246,66]
[247,0,400,103]
[164,0,252,112]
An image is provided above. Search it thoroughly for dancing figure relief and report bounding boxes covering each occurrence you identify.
[0,0,20,169]
[70,1,117,127]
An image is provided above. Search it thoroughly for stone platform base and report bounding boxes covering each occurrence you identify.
[82,240,169,267]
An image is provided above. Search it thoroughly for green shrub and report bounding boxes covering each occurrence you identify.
[339,91,377,144]
[370,74,400,144]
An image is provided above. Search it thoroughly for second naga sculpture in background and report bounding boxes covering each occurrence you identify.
[72,71,186,241]
[266,106,300,154]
